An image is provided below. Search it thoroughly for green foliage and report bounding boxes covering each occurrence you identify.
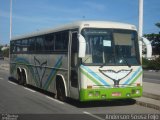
[144,33,160,38]
[143,33,160,55]
[155,22,160,28]
[2,48,9,57]
[0,46,2,53]
[142,57,160,70]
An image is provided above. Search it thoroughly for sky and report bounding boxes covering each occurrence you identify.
[0,0,160,44]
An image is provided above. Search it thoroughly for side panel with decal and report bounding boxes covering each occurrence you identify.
[10,54,68,95]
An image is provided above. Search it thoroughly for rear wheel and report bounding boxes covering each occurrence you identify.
[17,69,23,85]
[56,78,66,102]
[21,70,27,86]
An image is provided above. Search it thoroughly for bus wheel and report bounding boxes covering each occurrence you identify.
[56,79,66,102]
[17,69,22,85]
[21,70,27,86]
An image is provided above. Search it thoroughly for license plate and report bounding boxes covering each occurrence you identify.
[112,92,121,97]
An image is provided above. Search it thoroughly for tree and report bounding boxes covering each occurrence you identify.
[2,48,9,57]
[144,33,160,55]
[0,46,2,53]
[155,22,160,28]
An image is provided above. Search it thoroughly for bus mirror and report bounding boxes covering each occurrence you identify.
[78,34,86,58]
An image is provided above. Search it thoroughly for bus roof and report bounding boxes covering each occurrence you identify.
[11,21,137,41]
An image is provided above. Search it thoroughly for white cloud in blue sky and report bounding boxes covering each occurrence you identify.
[0,0,160,44]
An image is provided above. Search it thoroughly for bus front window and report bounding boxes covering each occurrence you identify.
[81,28,140,66]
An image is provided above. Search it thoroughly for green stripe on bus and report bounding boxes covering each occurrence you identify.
[43,62,62,90]
[129,71,143,85]
[80,68,104,87]
[43,56,63,90]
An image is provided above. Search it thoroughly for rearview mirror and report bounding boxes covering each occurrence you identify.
[78,34,86,58]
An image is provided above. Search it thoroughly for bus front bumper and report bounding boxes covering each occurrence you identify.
[79,86,142,102]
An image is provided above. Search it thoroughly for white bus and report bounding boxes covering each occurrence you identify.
[10,21,142,101]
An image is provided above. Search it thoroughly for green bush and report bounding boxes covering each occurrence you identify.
[142,58,150,69]
[0,46,2,53]
[142,57,160,70]
[2,48,9,57]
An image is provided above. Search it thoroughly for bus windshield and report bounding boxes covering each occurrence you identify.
[81,28,140,66]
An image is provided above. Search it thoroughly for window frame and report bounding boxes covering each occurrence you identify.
[10,29,71,54]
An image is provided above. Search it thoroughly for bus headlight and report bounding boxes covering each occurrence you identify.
[126,93,131,97]
[101,94,106,99]
[135,90,140,94]
[132,89,140,94]
[88,92,93,97]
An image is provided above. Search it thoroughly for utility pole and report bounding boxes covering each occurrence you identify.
[139,0,143,37]
[9,0,12,63]
[138,0,143,60]
[138,0,152,59]
[10,0,12,40]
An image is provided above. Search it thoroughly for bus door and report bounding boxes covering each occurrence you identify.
[69,31,79,99]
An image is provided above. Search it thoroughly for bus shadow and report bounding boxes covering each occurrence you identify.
[66,98,136,108]
[8,77,19,84]
[8,77,136,108]
[8,77,56,97]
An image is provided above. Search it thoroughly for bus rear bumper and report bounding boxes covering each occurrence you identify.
[79,86,142,102]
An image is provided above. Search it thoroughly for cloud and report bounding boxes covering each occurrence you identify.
[0,11,10,18]
[83,1,106,11]
[0,1,104,25]
[0,10,81,25]
[29,1,83,15]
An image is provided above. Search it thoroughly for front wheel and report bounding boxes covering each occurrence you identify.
[56,81,66,102]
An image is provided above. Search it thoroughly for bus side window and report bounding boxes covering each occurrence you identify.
[36,36,44,52]
[72,33,78,53]
[71,32,78,88]
[61,31,69,51]
[55,31,69,51]
[21,39,28,52]
[10,41,15,53]
[71,32,78,67]
[28,38,36,52]
[44,34,54,51]
[55,32,61,50]
[15,40,22,53]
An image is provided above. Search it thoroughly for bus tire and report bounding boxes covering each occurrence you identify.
[56,77,66,102]
[21,69,27,86]
[17,69,23,85]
